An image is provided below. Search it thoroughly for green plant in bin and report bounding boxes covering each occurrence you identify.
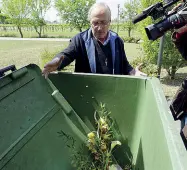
[59,104,133,170]
[86,104,122,170]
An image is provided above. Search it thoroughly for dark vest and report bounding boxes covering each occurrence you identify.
[92,36,113,74]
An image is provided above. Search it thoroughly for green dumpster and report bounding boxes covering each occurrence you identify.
[0,64,187,170]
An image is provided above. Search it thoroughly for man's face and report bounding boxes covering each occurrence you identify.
[90,7,110,40]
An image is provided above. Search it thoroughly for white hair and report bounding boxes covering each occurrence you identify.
[88,2,111,21]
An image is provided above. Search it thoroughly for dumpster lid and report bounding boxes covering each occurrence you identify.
[0,64,62,168]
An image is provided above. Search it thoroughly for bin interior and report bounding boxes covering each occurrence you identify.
[0,64,186,170]
[49,72,173,170]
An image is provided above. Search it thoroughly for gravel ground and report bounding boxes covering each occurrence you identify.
[160,68,187,100]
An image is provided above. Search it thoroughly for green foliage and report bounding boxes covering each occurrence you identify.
[55,0,95,32]
[0,32,16,37]
[40,47,75,72]
[130,56,158,77]
[30,0,51,38]
[2,0,32,37]
[109,23,117,32]
[40,48,60,69]
[138,0,160,63]
[0,10,9,24]
[31,34,72,38]
[120,0,139,37]
[122,36,140,43]
[162,32,187,79]
[0,14,6,24]
[58,104,132,170]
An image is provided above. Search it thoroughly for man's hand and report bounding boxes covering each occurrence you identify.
[172,25,187,41]
[42,56,64,79]
[134,66,147,76]
[129,64,147,77]
[168,2,183,15]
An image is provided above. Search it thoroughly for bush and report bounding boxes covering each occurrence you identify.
[162,32,187,79]
[40,49,59,69]
[57,35,72,38]
[31,34,72,39]
[0,33,16,37]
[39,48,74,72]
[130,56,158,77]
[122,36,141,43]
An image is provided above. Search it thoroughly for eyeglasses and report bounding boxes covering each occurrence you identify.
[91,21,110,28]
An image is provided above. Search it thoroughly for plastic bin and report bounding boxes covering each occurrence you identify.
[0,64,187,170]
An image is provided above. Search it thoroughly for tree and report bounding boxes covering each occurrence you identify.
[30,0,51,38]
[55,0,95,32]
[0,9,7,24]
[120,0,139,37]
[2,0,32,38]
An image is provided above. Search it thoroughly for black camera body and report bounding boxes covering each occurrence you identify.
[133,0,187,41]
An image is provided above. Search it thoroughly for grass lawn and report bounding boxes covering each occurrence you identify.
[0,40,141,69]
[0,40,68,69]
[0,39,186,99]
[124,43,143,60]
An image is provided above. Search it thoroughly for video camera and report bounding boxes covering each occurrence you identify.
[133,0,187,41]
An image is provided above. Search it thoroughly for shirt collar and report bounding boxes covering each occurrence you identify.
[102,31,111,46]
[90,30,111,46]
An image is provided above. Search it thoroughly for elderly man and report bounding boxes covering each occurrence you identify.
[42,2,145,78]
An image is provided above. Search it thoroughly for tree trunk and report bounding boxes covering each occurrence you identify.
[39,32,41,38]
[43,26,45,35]
[17,26,23,38]
[39,26,42,38]
[34,26,41,38]
[3,26,6,31]
[170,66,177,79]
[78,26,82,32]
[128,29,131,37]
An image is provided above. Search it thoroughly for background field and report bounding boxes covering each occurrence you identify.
[0,40,68,68]
[0,26,141,38]
[0,40,142,68]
